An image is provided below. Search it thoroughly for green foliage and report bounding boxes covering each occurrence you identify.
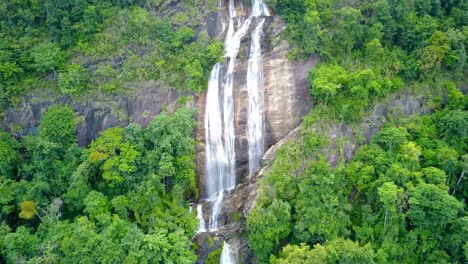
[205,244,223,264]
[271,243,321,264]
[2,226,40,262]
[30,42,65,74]
[249,97,467,262]
[407,183,463,229]
[308,63,404,122]
[309,64,347,103]
[82,7,223,93]
[58,63,90,95]
[293,161,351,245]
[0,132,19,176]
[18,201,37,220]
[270,0,466,122]
[320,238,376,264]
[233,211,241,222]
[272,238,376,264]
[143,107,197,197]
[84,191,110,221]
[0,106,198,263]
[0,0,222,111]
[438,109,468,150]
[39,105,77,147]
[371,127,410,151]
[247,199,292,261]
[88,127,140,187]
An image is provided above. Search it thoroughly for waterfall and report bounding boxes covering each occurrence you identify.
[204,0,269,231]
[220,242,237,264]
[209,191,224,230]
[247,1,269,176]
[204,0,250,230]
[205,63,226,197]
[196,204,207,233]
[252,0,270,16]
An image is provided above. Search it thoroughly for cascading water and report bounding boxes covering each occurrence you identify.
[247,0,269,175]
[220,242,237,264]
[204,0,250,230]
[203,0,270,232]
[252,0,270,16]
[196,204,207,233]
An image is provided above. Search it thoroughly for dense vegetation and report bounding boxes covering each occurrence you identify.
[247,0,467,262]
[0,106,199,263]
[267,0,466,121]
[1,1,220,260]
[248,91,467,263]
[1,0,467,263]
[0,0,223,111]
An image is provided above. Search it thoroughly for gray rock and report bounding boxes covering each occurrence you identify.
[196,11,315,195]
[4,81,181,145]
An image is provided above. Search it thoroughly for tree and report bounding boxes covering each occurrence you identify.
[422,167,447,186]
[76,5,102,42]
[309,64,348,103]
[372,127,410,152]
[2,226,40,262]
[407,183,463,229]
[445,28,467,72]
[0,131,19,176]
[59,216,122,263]
[18,201,37,220]
[58,63,90,95]
[272,243,326,264]
[143,108,197,196]
[247,199,292,261]
[84,191,110,221]
[88,127,140,188]
[438,109,468,150]
[272,238,376,264]
[377,182,404,239]
[39,105,77,147]
[443,216,468,262]
[30,42,65,74]
[183,59,204,92]
[293,161,351,245]
[322,238,376,264]
[420,31,452,76]
[125,228,197,263]
[334,7,365,56]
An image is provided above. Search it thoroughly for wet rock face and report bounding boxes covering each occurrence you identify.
[4,81,180,145]
[193,6,316,261]
[196,11,316,188]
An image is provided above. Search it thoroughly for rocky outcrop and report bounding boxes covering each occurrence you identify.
[4,1,315,261]
[196,7,316,194]
[3,0,217,146]
[194,123,302,264]
[194,3,316,261]
[322,90,432,167]
[4,81,181,145]
[202,88,442,263]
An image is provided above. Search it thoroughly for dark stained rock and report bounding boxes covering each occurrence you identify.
[4,81,181,146]
[196,11,316,197]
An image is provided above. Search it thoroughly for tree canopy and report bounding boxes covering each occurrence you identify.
[0,107,198,263]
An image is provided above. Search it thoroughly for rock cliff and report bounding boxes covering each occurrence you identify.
[195,6,315,195]
[195,88,442,263]
[3,2,315,262]
[4,81,180,145]
[193,3,315,262]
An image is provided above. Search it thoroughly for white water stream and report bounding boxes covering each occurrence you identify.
[196,204,207,233]
[201,0,270,239]
[247,6,268,176]
[220,242,237,264]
